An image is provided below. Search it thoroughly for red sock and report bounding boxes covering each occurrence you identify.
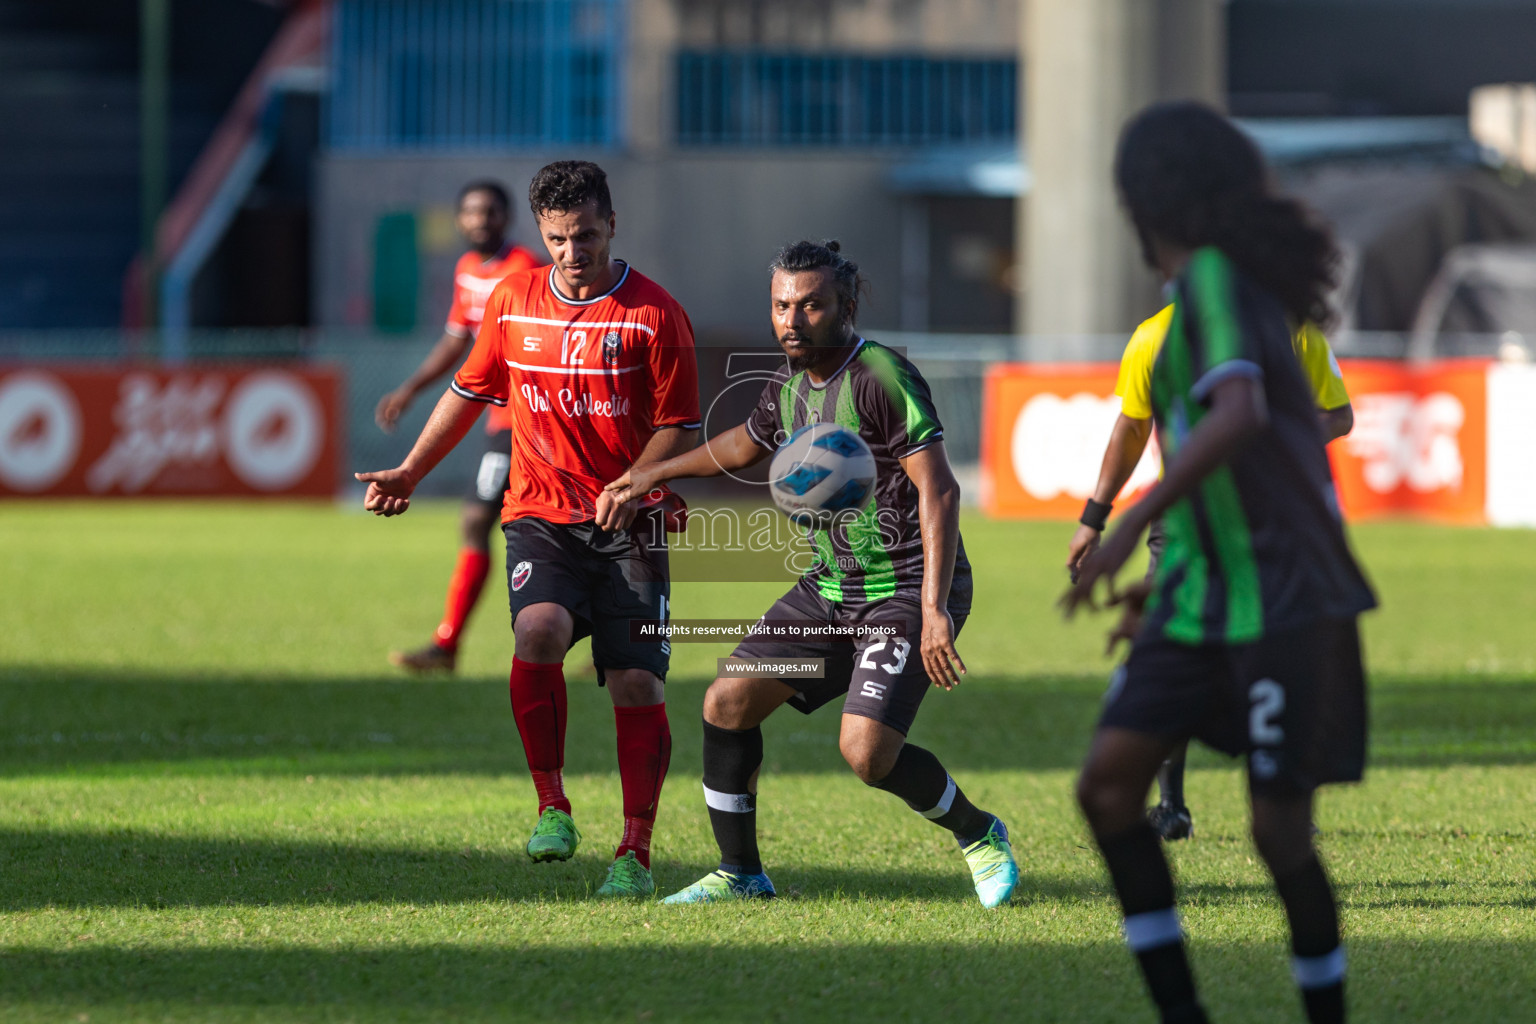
[434,548,490,651]
[509,657,570,814]
[614,702,671,869]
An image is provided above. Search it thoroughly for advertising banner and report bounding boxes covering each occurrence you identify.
[981,358,1536,526]
[0,365,341,498]
[980,363,1156,519]
[1330,359,1487,524]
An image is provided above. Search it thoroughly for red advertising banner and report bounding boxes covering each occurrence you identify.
[1330,359,1488,524]
[982,359,1501,524]
[0,365,341,498]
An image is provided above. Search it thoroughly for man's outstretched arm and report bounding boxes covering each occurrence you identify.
[374,330,474,432]
[1319,403,1353,442]
[1067,413,1154,579]
[593,425,701,531]
[603,423,767,505]
[1063,374,1268,613]
[356,389,484,516]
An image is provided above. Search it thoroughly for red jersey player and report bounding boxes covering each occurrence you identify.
[356,162,701,898]
[374,180,542,674]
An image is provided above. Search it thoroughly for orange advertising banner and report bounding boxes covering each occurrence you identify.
[981,363,1157,519]
[0,365,342,498]
[982,359,1495,523]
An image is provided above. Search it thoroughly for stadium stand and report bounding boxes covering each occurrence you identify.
[0,0,278,329]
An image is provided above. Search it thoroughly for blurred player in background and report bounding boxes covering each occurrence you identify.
[1066,308,1353,841]
[375,180,542,673]
[357,161,700,898]
[1064,103,1375,1024]
[606,240,1018,908]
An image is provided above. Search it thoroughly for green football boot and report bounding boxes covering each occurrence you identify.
[594,851,656,898]
[660,868,776,904]
[525,807,580,862]
[962,816,1020,908]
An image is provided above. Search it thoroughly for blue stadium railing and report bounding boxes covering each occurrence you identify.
[675,52,1017,147]
[328,0,624,150]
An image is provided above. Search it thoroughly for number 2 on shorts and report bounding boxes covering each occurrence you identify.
[1248,678,1285,744]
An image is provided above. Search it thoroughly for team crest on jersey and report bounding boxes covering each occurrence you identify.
[602,331,623,363]
[511,560,533,591]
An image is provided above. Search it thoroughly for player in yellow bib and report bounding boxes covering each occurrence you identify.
[1066,304,1353,840]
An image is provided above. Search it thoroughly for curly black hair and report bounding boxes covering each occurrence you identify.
[1115,101,1339,327]
[527,161,612,219]
[768,239,867,326]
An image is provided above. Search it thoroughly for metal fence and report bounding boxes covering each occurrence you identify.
[328,0,625,150]
[675,52,1017,147]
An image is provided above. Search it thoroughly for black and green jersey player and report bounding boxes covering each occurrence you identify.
[1063,104,1377,1024]
[606,239,1017,907]
[742,320,974,609]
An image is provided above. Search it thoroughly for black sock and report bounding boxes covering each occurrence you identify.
[1275,856,1345,1024]
[1156,746,1189,808]
[702,720,762,875]
[1097,821,1203,1020]
[872,743,993,844]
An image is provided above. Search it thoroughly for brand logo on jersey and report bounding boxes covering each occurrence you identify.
[518,383,632,419]
[602,331,623,363]
[522,336,541,352]
[512,560,533,591]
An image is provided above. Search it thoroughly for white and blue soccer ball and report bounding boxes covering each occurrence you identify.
[769,422,877,528]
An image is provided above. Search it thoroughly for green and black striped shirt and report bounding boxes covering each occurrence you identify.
[746,338,972,609]
[1146,247,1375,644]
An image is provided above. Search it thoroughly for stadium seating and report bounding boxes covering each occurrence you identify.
[0,0,274,329]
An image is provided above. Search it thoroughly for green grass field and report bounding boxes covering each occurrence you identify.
[2,502,1533,1022]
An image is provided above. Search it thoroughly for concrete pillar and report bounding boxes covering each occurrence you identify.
[1155,0,1226,106]
[625,0,676,157]
[1018,0,1224,344]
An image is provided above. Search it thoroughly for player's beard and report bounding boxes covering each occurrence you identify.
[775,321,845,373]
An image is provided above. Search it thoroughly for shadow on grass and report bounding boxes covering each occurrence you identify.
[0,937,1532,1022]
[5,826,1530,914]
[0,825,1094,911]
[3,665,1536,777]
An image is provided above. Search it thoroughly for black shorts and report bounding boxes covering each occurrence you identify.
[1099,617,1367,797]
[728,580,969,736]
[503,510,670,684]
[466,429,512,507]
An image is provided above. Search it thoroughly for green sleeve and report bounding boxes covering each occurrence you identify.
[860,345,942,455]
[1186,247,1247,371]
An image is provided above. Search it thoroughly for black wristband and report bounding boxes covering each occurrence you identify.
[1080,498,1112,531]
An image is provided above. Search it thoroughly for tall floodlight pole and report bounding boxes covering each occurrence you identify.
[140,0,169,328]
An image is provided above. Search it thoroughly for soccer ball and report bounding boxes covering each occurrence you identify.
[768,422,877,528]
